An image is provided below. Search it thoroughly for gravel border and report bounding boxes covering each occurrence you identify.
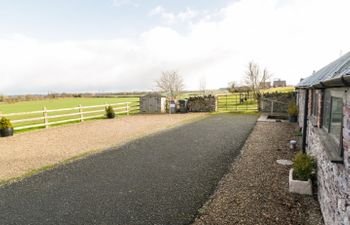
[0,113,207,183]
[192,122,324,225]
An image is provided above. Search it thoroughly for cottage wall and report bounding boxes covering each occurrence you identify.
[297,89,305,128]
[301,88,350,225]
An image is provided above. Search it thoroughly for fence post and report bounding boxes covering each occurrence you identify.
[226,94,228,111]
[126,102,129,115]
[236,94,238,111]
[271,101,274,114]
[215,96,218,112]
[79,104,84,122]
[43,106,49,128]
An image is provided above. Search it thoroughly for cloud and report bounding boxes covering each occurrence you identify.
[149,6,203,24]
[112,0,139,7]
[1,0,350,94]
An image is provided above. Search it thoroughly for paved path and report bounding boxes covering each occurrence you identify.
[0,114,256,225]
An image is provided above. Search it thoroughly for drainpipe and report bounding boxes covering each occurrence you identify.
[302,89,309,153]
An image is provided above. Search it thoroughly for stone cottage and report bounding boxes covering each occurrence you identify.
[296,52,350,225]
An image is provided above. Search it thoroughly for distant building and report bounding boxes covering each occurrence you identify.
[273,80,286,88]
[260,81,271,89]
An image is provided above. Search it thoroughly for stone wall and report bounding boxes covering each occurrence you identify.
[298,88,350,225]
[297,89,305,128]
[259,92,295,113]
[187,95,216,112]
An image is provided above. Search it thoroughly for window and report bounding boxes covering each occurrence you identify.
[321,89,344,161]
[329,97,343,143]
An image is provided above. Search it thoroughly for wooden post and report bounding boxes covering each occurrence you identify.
[271,101,274,114]
[43,106,49,128]
[126,102,129,115]
[79,104,84,122]
[215,96,218,112]
[236,94,238,111]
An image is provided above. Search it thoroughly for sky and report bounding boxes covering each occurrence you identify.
[1,0,350,95]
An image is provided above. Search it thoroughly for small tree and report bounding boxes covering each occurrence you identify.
[227,81,238,93]
[244,61,272,97]
[155,71,184,100]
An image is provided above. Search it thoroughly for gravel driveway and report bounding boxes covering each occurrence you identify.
[192,122,323,225]
[0,113,207,182]
[0,113,256,225]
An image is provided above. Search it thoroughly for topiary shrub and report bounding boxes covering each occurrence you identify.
[288,101,298,116]
[293,152,315,181]
[0,117,13,129]
[105,106,116,119]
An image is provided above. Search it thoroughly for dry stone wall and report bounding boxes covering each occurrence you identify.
[297,88,350,225]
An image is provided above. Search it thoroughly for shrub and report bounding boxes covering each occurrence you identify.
[293,152,315,181]
[288,101,298,116]
[105,106,116,119]
[0,117,13,129]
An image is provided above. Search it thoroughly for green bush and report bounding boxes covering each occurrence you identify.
[288,101,298,116]
[293,152,315,181]
[0,117,13,129]
[105,106,116,119]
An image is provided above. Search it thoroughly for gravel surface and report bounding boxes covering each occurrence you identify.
[192,122,324,225]
[0,113,207,182]
[0,113,257,225]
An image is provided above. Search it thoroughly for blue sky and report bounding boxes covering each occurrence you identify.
[1,0,350,94]
[0,0,230,40]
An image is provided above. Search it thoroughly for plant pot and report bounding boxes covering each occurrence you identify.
[288,115,297,123]
[107,114,115,119]
[289,169,312,195]
[0,127,14,137]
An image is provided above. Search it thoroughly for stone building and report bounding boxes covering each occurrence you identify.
[140,93,167,113]
[273,79,287,87]
[260,81,271,89]
[296,52,350,225]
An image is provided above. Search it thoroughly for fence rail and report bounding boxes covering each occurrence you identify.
[216,93,258,112]
[0,102,136,131]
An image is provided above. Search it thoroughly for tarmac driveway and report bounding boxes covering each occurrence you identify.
[0,113,256,225]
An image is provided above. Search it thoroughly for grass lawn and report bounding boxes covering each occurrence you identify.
[0,97,139,113]
[0,97,140,131]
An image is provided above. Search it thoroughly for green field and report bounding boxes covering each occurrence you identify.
[0,97,139,113]
[261,86,295,93]
[0,97,140,131]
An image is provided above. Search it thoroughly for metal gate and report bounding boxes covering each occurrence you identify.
[217,93,258,112]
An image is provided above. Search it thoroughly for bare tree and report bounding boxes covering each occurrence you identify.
[244,61,272,97]
[227,81,238,93]
[155,71,184,99]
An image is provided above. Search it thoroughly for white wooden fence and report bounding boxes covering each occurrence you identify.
[0,102,131,131]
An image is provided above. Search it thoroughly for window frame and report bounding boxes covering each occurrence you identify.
[320,88,345,163]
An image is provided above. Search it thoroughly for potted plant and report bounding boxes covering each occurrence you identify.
[0,117,14,137]
[289,152,315,195]
[288,101,298,122]
[105,106,116,119]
